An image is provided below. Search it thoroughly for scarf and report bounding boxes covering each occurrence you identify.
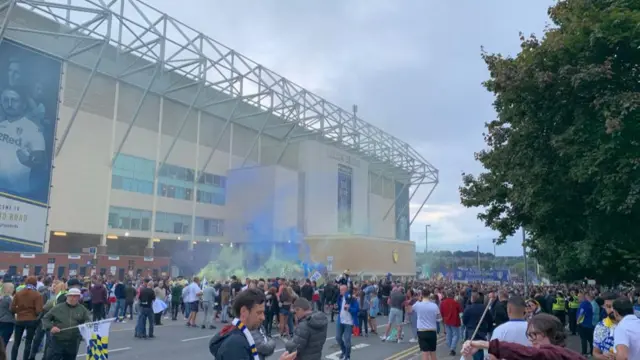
[25,284,36,291]
[232,318,259,360]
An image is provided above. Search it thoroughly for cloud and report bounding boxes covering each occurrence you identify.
[147,0,554,256]
[410,202,495,246]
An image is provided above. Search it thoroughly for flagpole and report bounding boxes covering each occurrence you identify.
[59,317,117,332]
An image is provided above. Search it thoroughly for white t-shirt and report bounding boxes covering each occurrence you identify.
[339,295,354,326]
[184,282,202,303]
[413,300,440,330]
[0,117,44,194]
[614,314,640,359]
[490,320,531,346]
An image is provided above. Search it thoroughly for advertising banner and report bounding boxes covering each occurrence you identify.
[394,181,410,240]
[337,164,353,232]
[452,269,510,282]
[0,40,61,250]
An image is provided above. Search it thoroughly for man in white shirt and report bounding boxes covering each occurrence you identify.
[0,88,46,195]
[336,284,358,360]
[184,277,203,327]
[412,288,440,360]
[490,296,531,346]
[613,297,640,360]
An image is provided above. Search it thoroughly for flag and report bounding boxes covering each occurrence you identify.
[79,319,114,360]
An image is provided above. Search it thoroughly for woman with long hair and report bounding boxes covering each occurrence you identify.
[278,285,294,338]
[0,283,14,347]
[462,313,586,360]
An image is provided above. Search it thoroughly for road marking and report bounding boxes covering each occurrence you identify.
[273,323,388,353]
[111,321,187,332]
[76,347,131,357]
[325,343,369,360]
[182,335,212,342]
[384,336,446,360]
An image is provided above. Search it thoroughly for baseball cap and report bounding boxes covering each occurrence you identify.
[67,288,82,296]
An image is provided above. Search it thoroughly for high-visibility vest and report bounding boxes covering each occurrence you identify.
[568,297,580,309]
[16,285,25,292]
[552,297,565,311]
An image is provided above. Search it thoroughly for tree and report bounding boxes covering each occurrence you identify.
[459,0,640,283]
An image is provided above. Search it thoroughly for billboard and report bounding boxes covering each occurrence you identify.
[337,164,353,232]
[395,181,410,240]
[452,269,511,282]
[0,40,61,251]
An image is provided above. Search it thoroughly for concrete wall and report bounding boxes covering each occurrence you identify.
[305,235,415,276]
[48,64,298,243]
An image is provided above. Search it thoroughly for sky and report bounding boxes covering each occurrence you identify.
[147,0,556,255]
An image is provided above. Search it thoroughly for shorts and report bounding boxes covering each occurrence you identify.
[418,330,437,352]
[189,301,199,312]
[388,308,402,325]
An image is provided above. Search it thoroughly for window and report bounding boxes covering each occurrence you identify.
[108,207,152,232]
[130,209,141,230]
[212,192,225,205]
[195,217,224,237]
[158,183,168,197]
[111,154,156,195]
[108,210,119,228]
[111,154,226,205]
[155,211,191,235]
[112,175,123,189]
[166,186,176,199]
[141,214,151,231]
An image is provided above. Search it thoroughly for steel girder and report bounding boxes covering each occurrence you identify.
[0,0,439,228]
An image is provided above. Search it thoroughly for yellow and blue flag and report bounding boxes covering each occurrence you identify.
[79,319,114,360]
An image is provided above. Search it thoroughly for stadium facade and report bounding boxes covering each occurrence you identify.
[0,0,438,277]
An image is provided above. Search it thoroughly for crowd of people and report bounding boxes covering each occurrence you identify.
[0,272,638,360]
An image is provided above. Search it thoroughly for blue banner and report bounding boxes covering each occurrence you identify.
[0,40,61,250]
[395,181,410,240]
[452,269,510,282]
[337,164,352,232]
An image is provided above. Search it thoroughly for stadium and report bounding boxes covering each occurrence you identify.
[0,0,438,279]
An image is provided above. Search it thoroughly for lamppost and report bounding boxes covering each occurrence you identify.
[424,224,431,253]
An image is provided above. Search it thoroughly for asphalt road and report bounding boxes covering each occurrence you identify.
[7,314,583,359]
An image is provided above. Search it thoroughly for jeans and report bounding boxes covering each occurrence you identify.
[445,325,460,351]
[336,323,353,358]
[264,311,274,336]
[287,311,294,335]
[11,320,37,360]
[124,302,134,319]
[381,296,389,316]
[409,312,418,338]
[0,322,13,350]
[113,298,126,320]
[472,350,484,360]
[221,305,229,322]
[578,326,594,355]
[201,301,213,327]
[135,307,154,337]
[358,313,369,335]
[185,303,191,319]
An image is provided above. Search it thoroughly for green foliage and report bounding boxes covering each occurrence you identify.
[459,0,640,283]
[415,251,547,279]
